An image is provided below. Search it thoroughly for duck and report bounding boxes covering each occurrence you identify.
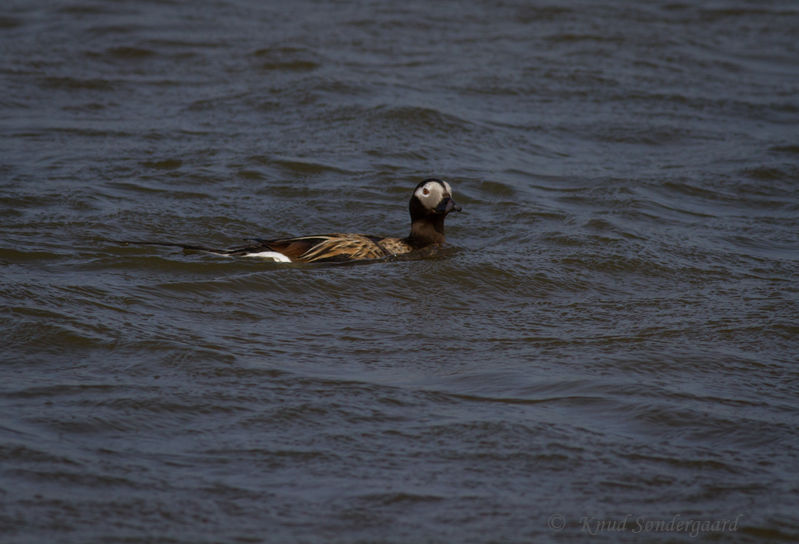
[124,178,461,263]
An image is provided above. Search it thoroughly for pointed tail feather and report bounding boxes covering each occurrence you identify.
[113,239,293,261]
[114,239,229,254]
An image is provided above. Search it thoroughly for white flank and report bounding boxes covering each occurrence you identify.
[243,251,292,262]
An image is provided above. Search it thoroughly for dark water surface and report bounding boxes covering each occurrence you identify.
[2,0,798,542]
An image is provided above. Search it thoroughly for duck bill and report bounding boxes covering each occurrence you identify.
[436,197,462,214]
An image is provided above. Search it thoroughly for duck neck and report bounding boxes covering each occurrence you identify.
[405,215,446,249]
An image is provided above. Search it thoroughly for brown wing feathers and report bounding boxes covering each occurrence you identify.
[229,234,390,263]
[292,235,390,263]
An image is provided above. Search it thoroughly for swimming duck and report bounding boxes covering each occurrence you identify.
[126,178,461,263]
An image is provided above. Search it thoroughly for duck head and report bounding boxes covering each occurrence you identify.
[406,178,461,248]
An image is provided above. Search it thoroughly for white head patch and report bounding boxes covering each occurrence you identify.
[414,179,452,210]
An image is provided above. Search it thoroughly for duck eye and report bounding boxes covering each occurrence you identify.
[422,188,430,196]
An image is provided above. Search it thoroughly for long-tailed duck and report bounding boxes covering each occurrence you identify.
[124,178,461,263]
